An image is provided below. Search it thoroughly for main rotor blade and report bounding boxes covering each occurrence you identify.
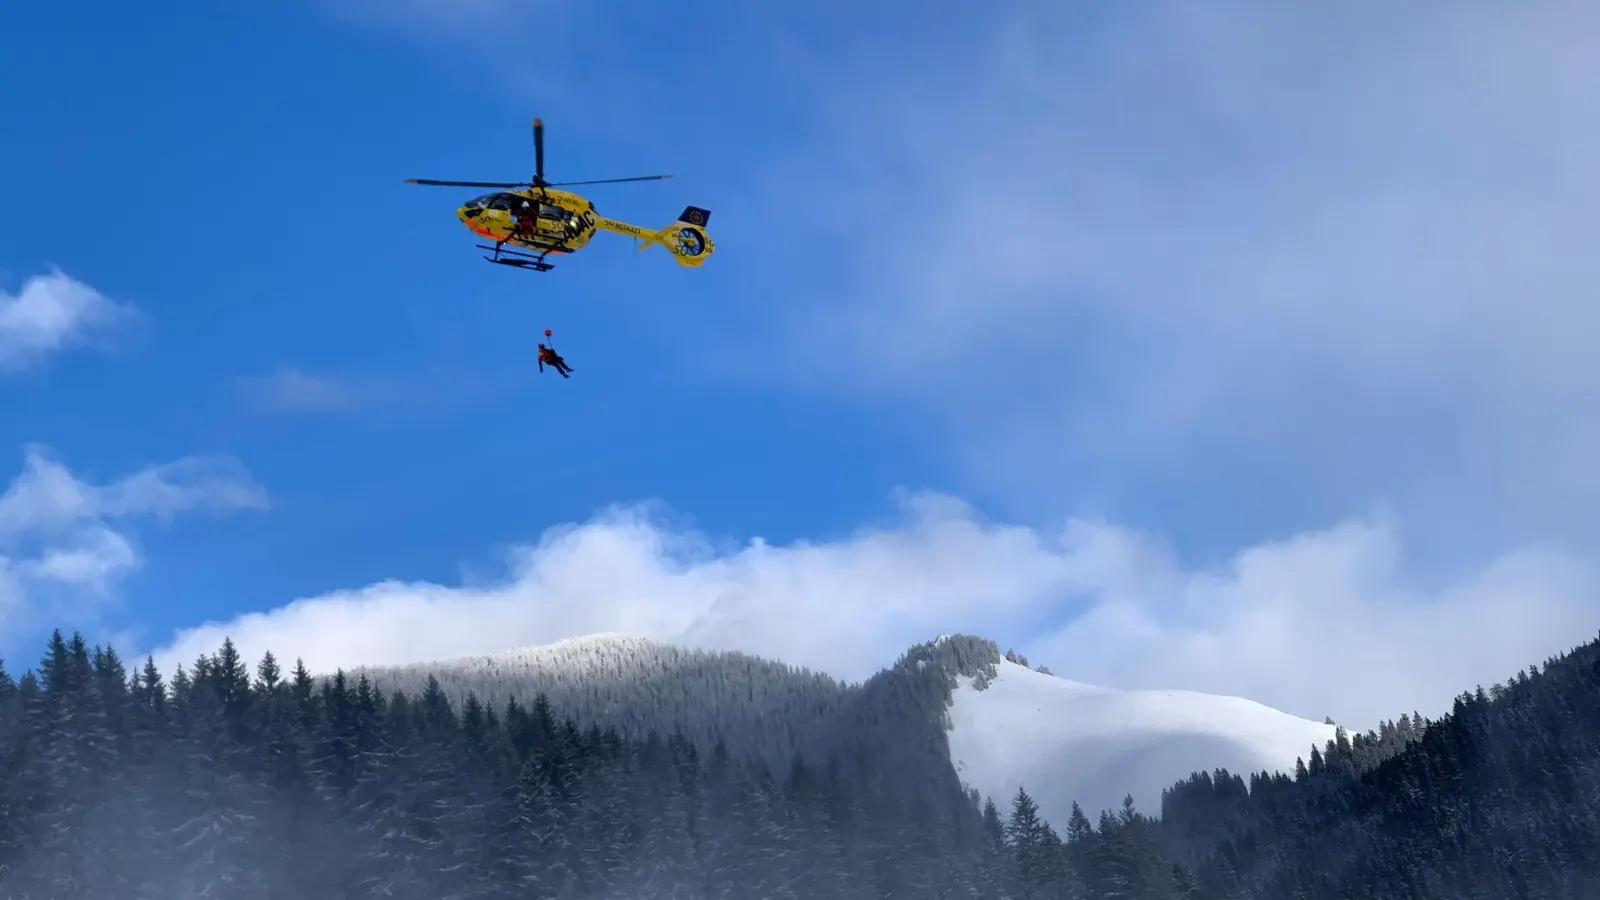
[533,118,545,184]
[406,178,530,188]
[546,174,675,187]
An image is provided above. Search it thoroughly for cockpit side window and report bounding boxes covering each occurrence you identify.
[486,193,516,211]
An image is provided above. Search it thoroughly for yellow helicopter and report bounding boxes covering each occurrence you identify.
[406,118,714,273]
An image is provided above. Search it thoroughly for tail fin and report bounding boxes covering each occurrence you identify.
[639,206,715,267]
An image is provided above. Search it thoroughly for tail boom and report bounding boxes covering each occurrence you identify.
[601,205,714,268]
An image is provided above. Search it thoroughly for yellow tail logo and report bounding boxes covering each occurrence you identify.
[638,206,715,268]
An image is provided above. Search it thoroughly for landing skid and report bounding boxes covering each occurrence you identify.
[477,243,556,272]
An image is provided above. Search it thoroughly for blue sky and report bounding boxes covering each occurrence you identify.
[3,0,1599,729]
[0,1,947,640]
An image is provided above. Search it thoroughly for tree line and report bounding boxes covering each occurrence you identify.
[0,631,1180,899]
[2,626,1598,899]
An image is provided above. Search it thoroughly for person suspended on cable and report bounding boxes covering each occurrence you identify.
[538,329,573,378]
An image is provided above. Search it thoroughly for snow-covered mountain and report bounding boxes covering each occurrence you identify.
[944,652,1338,829]
[350,632,851,767]
[347,632,1338,831]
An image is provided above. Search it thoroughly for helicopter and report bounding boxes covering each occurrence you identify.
[406,118,715,273]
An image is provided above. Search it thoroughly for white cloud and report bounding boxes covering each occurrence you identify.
[0,445,269,642]
[23,525,137,593]
[239,367,360,413]
[753,0,1600,542]
[0,270,137,371]
[148,492,1597,730]
[234,365,532,421]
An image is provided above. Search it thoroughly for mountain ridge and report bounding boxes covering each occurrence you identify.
[344,631,1339,826]
[346,631,852,771]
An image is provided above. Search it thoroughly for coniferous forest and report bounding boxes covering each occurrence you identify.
[2,628,1599,899]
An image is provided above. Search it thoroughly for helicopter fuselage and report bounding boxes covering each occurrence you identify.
[409,117,710,272]
[457,187,600,254]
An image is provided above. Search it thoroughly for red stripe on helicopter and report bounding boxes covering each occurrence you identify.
[465,220,569,253]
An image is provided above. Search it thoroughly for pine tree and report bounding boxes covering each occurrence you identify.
[7,626,1598,900]
[1005,786,1050,897]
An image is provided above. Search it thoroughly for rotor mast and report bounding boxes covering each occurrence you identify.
[533,118,546,189]
[403,117,676,191]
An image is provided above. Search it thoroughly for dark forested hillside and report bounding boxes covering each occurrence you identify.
[1156,630,1600,900]
[2,627,1598,899]
[350,634,852,774]
[349,633,1006,803]
[0,631,1180,899]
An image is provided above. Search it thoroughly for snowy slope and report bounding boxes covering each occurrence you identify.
[352,631,1339,832]
[945,658,1337,828]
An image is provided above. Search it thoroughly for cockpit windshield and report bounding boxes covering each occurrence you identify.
[464,193,516,211]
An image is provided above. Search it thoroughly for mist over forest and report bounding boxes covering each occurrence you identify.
[3,628,1599,899]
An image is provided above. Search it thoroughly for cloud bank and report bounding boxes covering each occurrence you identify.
[150,492,1597,730]
[0,446,269,643]
[239,367,361,413]
[760,0,1600,548]
[0,270,137,372]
